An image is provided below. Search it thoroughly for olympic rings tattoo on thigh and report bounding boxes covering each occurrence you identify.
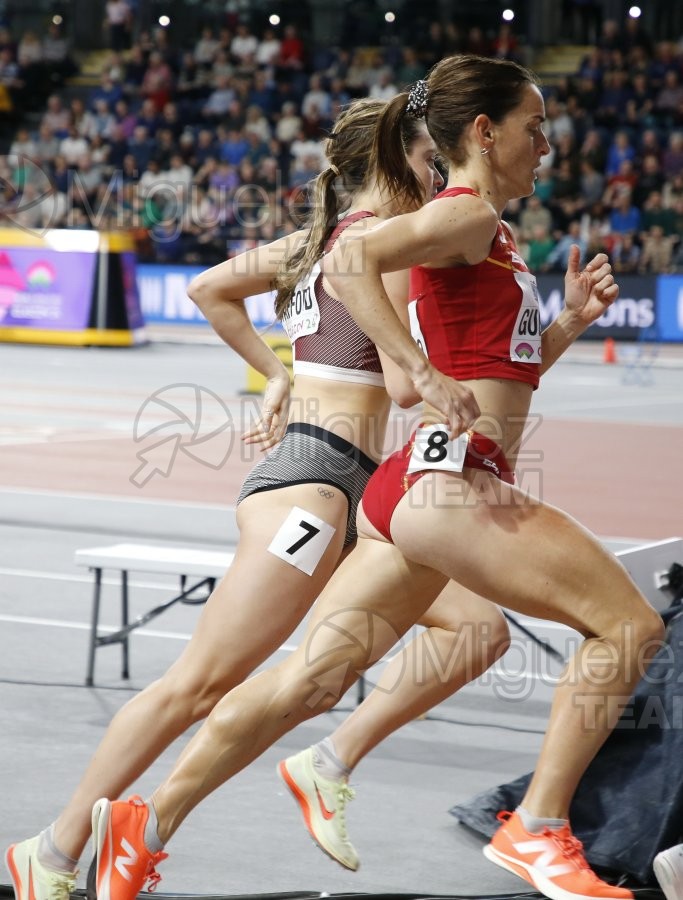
[317,487,335,499]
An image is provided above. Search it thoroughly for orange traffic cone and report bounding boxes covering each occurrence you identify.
[603,337,617,364]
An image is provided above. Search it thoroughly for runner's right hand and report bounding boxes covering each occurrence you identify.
[242,371,291,450]
[412,365,480,438]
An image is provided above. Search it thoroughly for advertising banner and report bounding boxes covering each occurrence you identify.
[0,246,97,330]
[0,229,145,345]
[120,251,145,333]
[656,275,683,342]
[137,264,205,325]
[138,266,676,343]
[136,263,283,391]
[536,274,657,341]
[137,263,281,331]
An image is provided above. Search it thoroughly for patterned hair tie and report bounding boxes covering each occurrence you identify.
[406,79,429,118]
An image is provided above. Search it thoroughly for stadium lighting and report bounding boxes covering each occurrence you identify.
[158,15,170,27]
[502,8,515,21]
[385,11,396,22]
[628,5,641,16]
[269,14,281,25]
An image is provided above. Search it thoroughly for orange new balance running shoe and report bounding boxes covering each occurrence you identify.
[484,811,633,900]
[92,796,167,900]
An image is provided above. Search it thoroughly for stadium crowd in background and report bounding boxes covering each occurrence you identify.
[0,10,681,271]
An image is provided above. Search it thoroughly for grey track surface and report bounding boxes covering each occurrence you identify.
[1,338,681,898]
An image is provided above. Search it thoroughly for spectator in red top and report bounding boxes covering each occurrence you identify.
[491,23,519,62]
[141,51,173,112]
[277,25,305,71]
[604,158,639,200]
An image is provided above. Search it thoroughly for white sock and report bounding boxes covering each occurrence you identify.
[311,737,351,781]
[517,805,568,833]
[143,800,164,853]
[37,825,78,874]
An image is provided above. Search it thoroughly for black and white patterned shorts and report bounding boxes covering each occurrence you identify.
[237,422,377,547]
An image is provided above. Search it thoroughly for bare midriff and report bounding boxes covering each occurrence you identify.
[423,377,534,471]
[289,375,391,464]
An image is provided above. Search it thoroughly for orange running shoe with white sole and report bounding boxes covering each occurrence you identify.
[92,796,168,900]
[484,811,633,900]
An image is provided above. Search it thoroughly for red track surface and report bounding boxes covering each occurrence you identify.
[1,416,680,540]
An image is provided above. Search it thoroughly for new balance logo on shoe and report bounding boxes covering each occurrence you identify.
[486,811,634,900]
[114,839,139,882]
[512,839,575,878]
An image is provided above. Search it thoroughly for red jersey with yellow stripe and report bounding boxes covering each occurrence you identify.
[408,187,541,389]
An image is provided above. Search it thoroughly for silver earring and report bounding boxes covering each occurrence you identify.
[480,147,490,156]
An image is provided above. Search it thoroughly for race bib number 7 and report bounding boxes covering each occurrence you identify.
[406,424,469,475]
[268,506,336,575]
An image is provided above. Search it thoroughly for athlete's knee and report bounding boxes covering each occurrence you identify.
[486,607,512,664]
[601,600,665,668]
[433,607,510,680]
[189,682,232,720]
[274,653,357,719]
[629,602,665,655]
[149,667,228,724]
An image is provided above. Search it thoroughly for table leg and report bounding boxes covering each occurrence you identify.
[86,567,102,687]
[121,569,130,679]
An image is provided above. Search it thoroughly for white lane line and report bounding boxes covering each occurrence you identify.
[0,612,551,680]
[0,612,300,652]
[0,567,581,634]
[0,486,235,510]
[0,613,191,639]
[0,567,203,592]
[549,396,683,414]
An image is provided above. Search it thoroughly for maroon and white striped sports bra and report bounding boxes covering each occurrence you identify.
[281,211,385,387]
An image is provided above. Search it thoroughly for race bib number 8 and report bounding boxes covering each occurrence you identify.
[282,263,321,343]
[267,505,336,575]
[406,424,469,475]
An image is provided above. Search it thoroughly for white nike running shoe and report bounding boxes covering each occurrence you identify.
[5,837,76,900]
[278,747,359,871]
